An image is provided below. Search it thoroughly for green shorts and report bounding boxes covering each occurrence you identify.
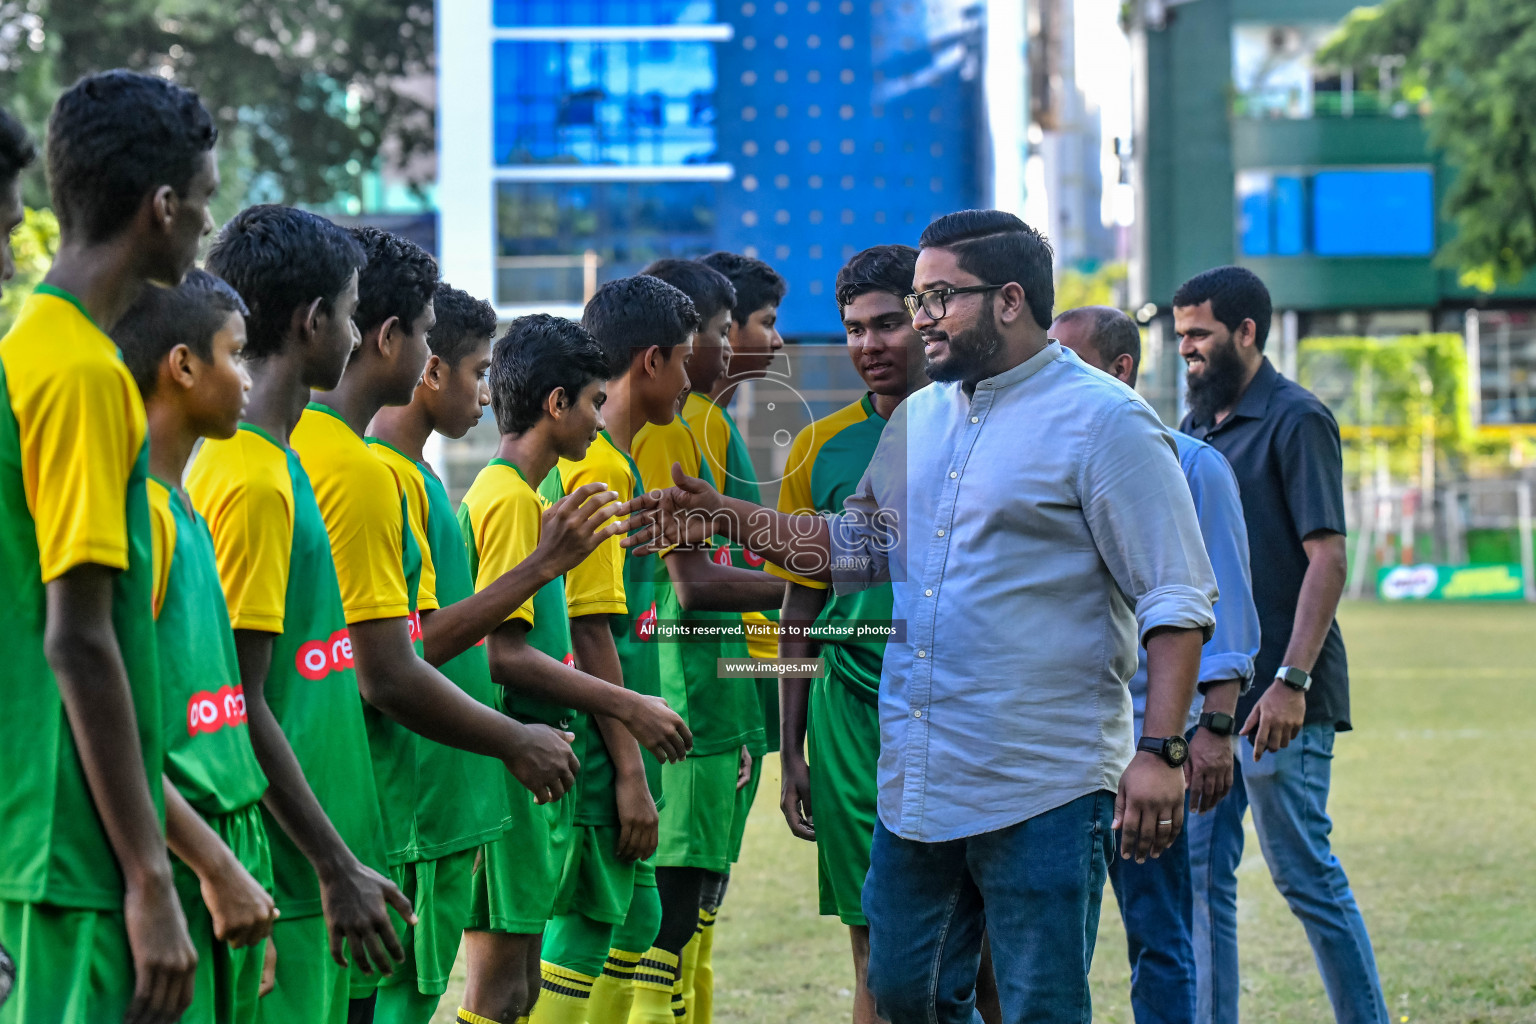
[807,676,880,927]
[258,914,350,1024]
[728,753,764,865]
[376,846,476,998]
[655,749,742,873]
[171,801,274,1024]
[0,900,133,1024]
[468,790,574,934]
[552,825,636,926]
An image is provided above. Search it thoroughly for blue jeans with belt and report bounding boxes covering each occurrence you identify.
[862,790,1115,1024]
[1187,723,1389,1024]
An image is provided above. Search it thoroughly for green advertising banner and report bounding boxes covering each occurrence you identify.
[1377,563,1527,601]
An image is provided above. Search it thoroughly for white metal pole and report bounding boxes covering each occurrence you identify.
[1519,481,1535,601]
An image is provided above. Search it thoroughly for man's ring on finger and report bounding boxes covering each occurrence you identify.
[1158,819,1174,825]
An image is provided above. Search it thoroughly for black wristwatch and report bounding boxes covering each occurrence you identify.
[1198,711,1235,736]
[1137,734,1190,768]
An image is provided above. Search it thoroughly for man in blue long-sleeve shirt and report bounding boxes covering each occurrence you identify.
[625,211,1218,1023]
[1056,305,1260,1024]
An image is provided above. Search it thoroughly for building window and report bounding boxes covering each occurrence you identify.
[1232,22,1412,119]
[494,0,717,26]
[493,41,718,166]
[1237,168,1434,257]
[495,181,718,304]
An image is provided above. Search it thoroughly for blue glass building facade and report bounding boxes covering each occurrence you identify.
[486,0,987,335]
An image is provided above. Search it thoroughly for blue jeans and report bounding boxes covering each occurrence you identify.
[1187,723,1388,1024]
[1107,792,1196,1024]
[863,791,1115,1024]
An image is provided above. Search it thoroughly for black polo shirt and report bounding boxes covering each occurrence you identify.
[1181,358,1351,730]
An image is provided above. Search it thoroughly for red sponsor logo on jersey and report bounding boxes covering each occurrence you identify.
[635,601,657,642]
[712,546,733,567]
[407,610,423,643]
[743,548,765,568]
[295,628,355,681]
[188,685,248,736]
[563,652,576,667]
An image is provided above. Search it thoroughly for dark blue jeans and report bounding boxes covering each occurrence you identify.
[1187,724,1388,1024]
[1107,791,1196,1024]
[863,791,1115,1024]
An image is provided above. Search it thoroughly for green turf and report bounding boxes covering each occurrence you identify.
[432,600,1536,1023]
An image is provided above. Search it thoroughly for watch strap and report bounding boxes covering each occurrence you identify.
[1276,665,1312,692]
[1199,711,1235,736]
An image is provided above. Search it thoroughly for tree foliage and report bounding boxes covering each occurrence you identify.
[0,207,59,336]
[1321,1,1536,289]
[0,0,433,209]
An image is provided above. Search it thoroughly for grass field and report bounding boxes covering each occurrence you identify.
[431,601,1536,1023]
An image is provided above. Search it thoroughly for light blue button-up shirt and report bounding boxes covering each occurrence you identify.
[828,342,1218,843]
[1128,433,1261,739]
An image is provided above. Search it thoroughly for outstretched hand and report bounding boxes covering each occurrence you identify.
[620,462,721,555]
[535,481,629,576]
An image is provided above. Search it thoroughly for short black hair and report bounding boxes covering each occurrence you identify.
[206,205,366,361]
[1055,305,1141,374]
[427,282,498,368]
[489,313,611,435]
[350,226,439,339]
[836,244,919,310]
[582,274,700,375]
[918,210,1055,330]
[113,269,249,398]
[698,251,786,323]
[641,258,736,325]
[46,70,217,243]
[0,108,37,186]
[1172,266,1273,351]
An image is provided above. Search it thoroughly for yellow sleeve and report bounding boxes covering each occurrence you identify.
[327,459,412,624]
[469,482,541,627]
[631,419,701,495]
[389,457,438,613]
[14,354,143,581]
[187,440,295,633]
[765,424,827,589]
[560,456,627,618]
[147,482,176,620]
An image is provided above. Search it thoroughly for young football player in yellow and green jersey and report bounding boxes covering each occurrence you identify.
[774,246,926,1024]
[0,71,217,1024]
[191,205,413,1024]
[605,275,780,1024]
[533,278,730,1024]
[116,270,285,1024]
[290,230,594,1024]
[367,283,632,1024]
[457,312,692,1024]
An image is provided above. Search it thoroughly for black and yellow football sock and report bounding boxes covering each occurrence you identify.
[627,946,680,1024]
[527,962,595,1024]
[589,947,642,1024]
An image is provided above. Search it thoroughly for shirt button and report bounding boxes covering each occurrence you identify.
[971,416,979,423]
[936,529,945,537]
[913,709,923,719]
[924,588,933,596]
[949,471,958,479]
[916,649,926,658]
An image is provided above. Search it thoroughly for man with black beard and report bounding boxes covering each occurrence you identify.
[1175,266,1389,1024]
[625,211,1219,1023]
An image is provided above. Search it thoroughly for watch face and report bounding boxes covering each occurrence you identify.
[1166,735,1190,766]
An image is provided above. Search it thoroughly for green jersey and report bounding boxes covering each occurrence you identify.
[148,477,268,816]
[187,424,389,917]
[0,287,163,910]
[367,440,510,857]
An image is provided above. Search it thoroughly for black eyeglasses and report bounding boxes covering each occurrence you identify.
[903,284,1005,321]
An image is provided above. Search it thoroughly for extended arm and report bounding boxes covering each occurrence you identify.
[163,778,278,948]
[46,565,197,1024]
[664,546,790,611]
[777,580,827,841]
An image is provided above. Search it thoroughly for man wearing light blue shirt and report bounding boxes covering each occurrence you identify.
[627,211,1219,1024]
[1056,305,1260,1024]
